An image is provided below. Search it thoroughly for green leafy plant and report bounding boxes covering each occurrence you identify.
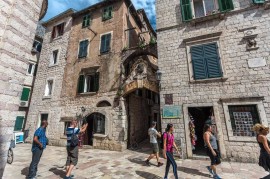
[149,37,156,45]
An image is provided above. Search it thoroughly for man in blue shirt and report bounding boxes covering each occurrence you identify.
[28,119,48,179]
[65,119,88,179]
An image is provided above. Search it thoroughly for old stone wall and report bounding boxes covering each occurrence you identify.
[156,0,270,162]
[0,0,44,177]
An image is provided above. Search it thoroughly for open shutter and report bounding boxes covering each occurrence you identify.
[108,6,113,18]
[105,34,111,52]
[218,0,234,12]
[180,0,193,22]
[191,45,207,80]
[14,116,24,131]
[77,75,85,93]
[100,35,106,53]
[94,72,100,92]
[253,0,265,4]
[21,87,30,101]
[204,43,222,78]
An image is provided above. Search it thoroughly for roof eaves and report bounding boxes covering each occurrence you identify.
[42,8,76,26]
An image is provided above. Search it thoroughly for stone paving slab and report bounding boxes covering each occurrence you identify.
[3,144,270,179]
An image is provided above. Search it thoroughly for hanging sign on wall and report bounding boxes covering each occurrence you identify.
[162,105,181,119]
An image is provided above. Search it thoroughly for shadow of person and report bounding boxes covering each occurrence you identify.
[178,166,211,177]
[261,174,270,179]
[136,171,162,179]
[21,167,29,177]
[49,167,66,178]
[127,157,146,165]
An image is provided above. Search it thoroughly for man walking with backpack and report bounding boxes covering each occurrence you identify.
[64,119,88,179]
[145,121,163,167]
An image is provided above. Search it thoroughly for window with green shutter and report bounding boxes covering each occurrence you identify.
[100,34,111,54]
[180,0,193,21]
[77,75,85,93]
[218,0,234,12]
[191,42,222,80]
[14,116,24,131]
[253,0,265,4]
[82,14,91,28]
[102,6,113,21]
[78,40,89,58]
[21,87,30,101]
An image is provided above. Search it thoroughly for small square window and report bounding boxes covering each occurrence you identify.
[52,23,65,39]
[102,6,113,21]
[82,14,91,28]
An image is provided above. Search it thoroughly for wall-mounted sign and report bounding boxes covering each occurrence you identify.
[162,106,181,119]
[164,94,173,105]
[248,58,266,68]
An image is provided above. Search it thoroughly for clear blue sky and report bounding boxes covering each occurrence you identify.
[43,0,156,29]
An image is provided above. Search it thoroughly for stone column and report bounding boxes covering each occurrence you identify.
[119,97,128,147]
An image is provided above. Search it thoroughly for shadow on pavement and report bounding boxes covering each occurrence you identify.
[128,157,146,165]
[261,174,270,179]
[178,166,210,177]
[136,171,162,179]
[49,167,66,178]
[21,167,29,177]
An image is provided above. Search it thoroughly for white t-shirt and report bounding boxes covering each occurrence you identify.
[148,128,158,144]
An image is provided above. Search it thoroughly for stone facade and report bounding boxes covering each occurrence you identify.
[26,0,158,152]
[156,0,270,162]
[0,0,47,177]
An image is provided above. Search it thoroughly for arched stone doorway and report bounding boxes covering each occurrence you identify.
[84,113,105,145]
[120,44,160,149]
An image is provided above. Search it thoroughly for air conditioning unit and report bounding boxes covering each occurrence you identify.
[20,101,28,107]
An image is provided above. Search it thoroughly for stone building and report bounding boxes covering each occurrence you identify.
[26,0,158,151]
[0,0,48,177]
[156,0,270,162]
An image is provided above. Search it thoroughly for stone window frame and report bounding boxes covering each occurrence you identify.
[99,31,113,55]
[185,33,228,83]
[77,38,90,59]
[43,78,55,99]
[49,47,61,67]
[27,62,36,76]
[222,100,268,142]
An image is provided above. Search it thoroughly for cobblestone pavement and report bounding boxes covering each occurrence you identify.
[3,144,269,179]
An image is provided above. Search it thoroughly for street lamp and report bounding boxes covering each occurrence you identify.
[156,69,162,82]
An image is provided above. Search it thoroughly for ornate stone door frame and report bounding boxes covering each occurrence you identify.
[183,103,227,159]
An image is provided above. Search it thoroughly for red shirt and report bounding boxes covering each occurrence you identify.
[163,132,174,152]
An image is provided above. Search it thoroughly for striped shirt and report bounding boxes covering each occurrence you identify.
[66,127,80,146]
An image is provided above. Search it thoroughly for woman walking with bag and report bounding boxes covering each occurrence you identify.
[203,124,221,179]
[163,123,180,179]
[253,124,270,175]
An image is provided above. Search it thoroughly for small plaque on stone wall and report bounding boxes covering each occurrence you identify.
[162,106,181,119]
[248,58,267,68]
[164,94,173,105]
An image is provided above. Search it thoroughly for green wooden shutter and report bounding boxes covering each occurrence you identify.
[191,45,207,80]
[82,15,91,28]
[253,0,265,4]
[21,87,30,101]
[108,6,113,18]
[218,0,234,12]
[100,35,106,53]
[180,0,193,22]
[14,116,24,131]
[94,72,100,92]
[78,75,85,93]
[78,41,84,58]
[204,43,222,78]
[82,40,89,57]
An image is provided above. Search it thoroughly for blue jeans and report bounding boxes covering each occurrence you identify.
[28,148,43,179]
[164,151,178,179]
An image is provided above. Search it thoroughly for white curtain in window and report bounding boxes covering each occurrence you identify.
[193,0,205,18]
[204,0,216,15]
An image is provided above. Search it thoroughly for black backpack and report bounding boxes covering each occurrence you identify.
[160,132,168,149]
[70,128,79,147]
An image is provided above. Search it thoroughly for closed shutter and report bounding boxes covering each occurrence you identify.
[77,75,85,93]
[14,116,24,131]
[94,72,100,92]
[100,35,106,53]
[191,46,207,80]
[21,87,30,101]
[218,0,234,12]
[204,43,222,78]
[108,6,113,18]
[180,0,193,22]
[78,40,88,58]
[253,0,265,4]
[105,34,111,53]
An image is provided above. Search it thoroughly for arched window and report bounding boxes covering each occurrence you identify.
[89,113,105,134]
[96,100,111,107]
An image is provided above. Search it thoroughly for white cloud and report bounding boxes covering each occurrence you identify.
[43,0,156,29]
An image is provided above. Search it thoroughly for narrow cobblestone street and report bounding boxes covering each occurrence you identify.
[3,144,269,179]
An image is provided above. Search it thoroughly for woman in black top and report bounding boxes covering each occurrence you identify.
[253,124,270,172]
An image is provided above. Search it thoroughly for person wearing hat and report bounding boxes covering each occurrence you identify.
[145,121,163,167]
